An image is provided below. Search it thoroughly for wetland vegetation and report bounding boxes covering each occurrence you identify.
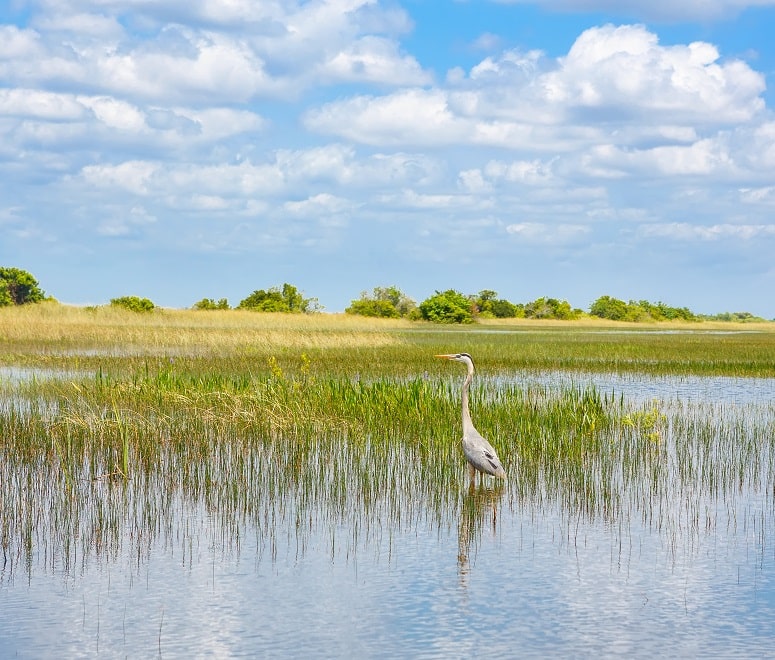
[1,303,774,655]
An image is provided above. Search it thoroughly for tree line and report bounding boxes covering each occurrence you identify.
[342,288,736,323]
[0,267,768,323]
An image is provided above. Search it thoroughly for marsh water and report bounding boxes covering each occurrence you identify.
[2,370,774,657]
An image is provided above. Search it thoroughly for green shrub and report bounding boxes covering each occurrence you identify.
[0,267,46,306]
[110,296,156,312]
[346,286,416,318]
[419,290,474,323]
[192,298,230,310]
[238,283,317,313]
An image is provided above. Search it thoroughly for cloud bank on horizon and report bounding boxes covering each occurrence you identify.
[1,0,774,316]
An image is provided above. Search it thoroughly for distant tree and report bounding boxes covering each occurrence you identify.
[419,290,474,324]
[0,267,46,306]
[524,297,578,320]
[589,295,629,321]
[375,285,417,317]
[192,298,230,310]
[238,288,287,312]
[492,298,522,318]
[346,286,416,318]
[703,311,765,322]
[590,296,700,322]
[471,289,498,317]
[346,298,401,318]
[0,282,11,307]
[643,301,696,322]
[469,290,492,318]
[470,289,522,319]
[238,283,318,313]
[110,296,155,312]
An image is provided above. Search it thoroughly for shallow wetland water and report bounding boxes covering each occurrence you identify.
[1,314,774,657]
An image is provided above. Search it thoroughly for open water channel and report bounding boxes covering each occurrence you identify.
[1,369,774,658]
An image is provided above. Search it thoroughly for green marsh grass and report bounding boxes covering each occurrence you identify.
[1,304,774,573]
[2,303,774,378]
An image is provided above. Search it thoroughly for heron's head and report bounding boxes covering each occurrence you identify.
[435,352,474,366]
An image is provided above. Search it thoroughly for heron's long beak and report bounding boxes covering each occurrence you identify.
[435,354,455,359]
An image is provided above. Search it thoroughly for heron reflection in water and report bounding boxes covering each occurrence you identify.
[457,483,505,582]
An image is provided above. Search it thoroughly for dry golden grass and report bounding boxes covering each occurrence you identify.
[2,302,773,377]
[0,302,413,354]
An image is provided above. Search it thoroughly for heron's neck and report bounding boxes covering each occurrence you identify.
[461,367,475,435]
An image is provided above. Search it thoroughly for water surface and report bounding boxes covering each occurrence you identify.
[1,372,773,657]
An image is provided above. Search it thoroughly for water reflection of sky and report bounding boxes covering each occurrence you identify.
[0,365,86,386]
[2,495,773,657]
[498,371,775,406]
[1,367,774,656]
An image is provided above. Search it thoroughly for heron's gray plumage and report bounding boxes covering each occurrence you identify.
[436,352,507,483]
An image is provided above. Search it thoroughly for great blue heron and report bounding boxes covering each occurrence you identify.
[436,352,507,485]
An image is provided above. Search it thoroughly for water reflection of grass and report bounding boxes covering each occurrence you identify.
[1,305,774,574]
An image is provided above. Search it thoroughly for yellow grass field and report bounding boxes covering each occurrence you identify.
[2,302,774,377]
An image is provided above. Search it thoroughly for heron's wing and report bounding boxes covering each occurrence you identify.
[481,447,503,472]
[463,431,506,477]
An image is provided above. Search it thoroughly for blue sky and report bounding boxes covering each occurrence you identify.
[1,0,774,316]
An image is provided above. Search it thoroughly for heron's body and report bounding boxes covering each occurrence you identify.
[436,352,507,484]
